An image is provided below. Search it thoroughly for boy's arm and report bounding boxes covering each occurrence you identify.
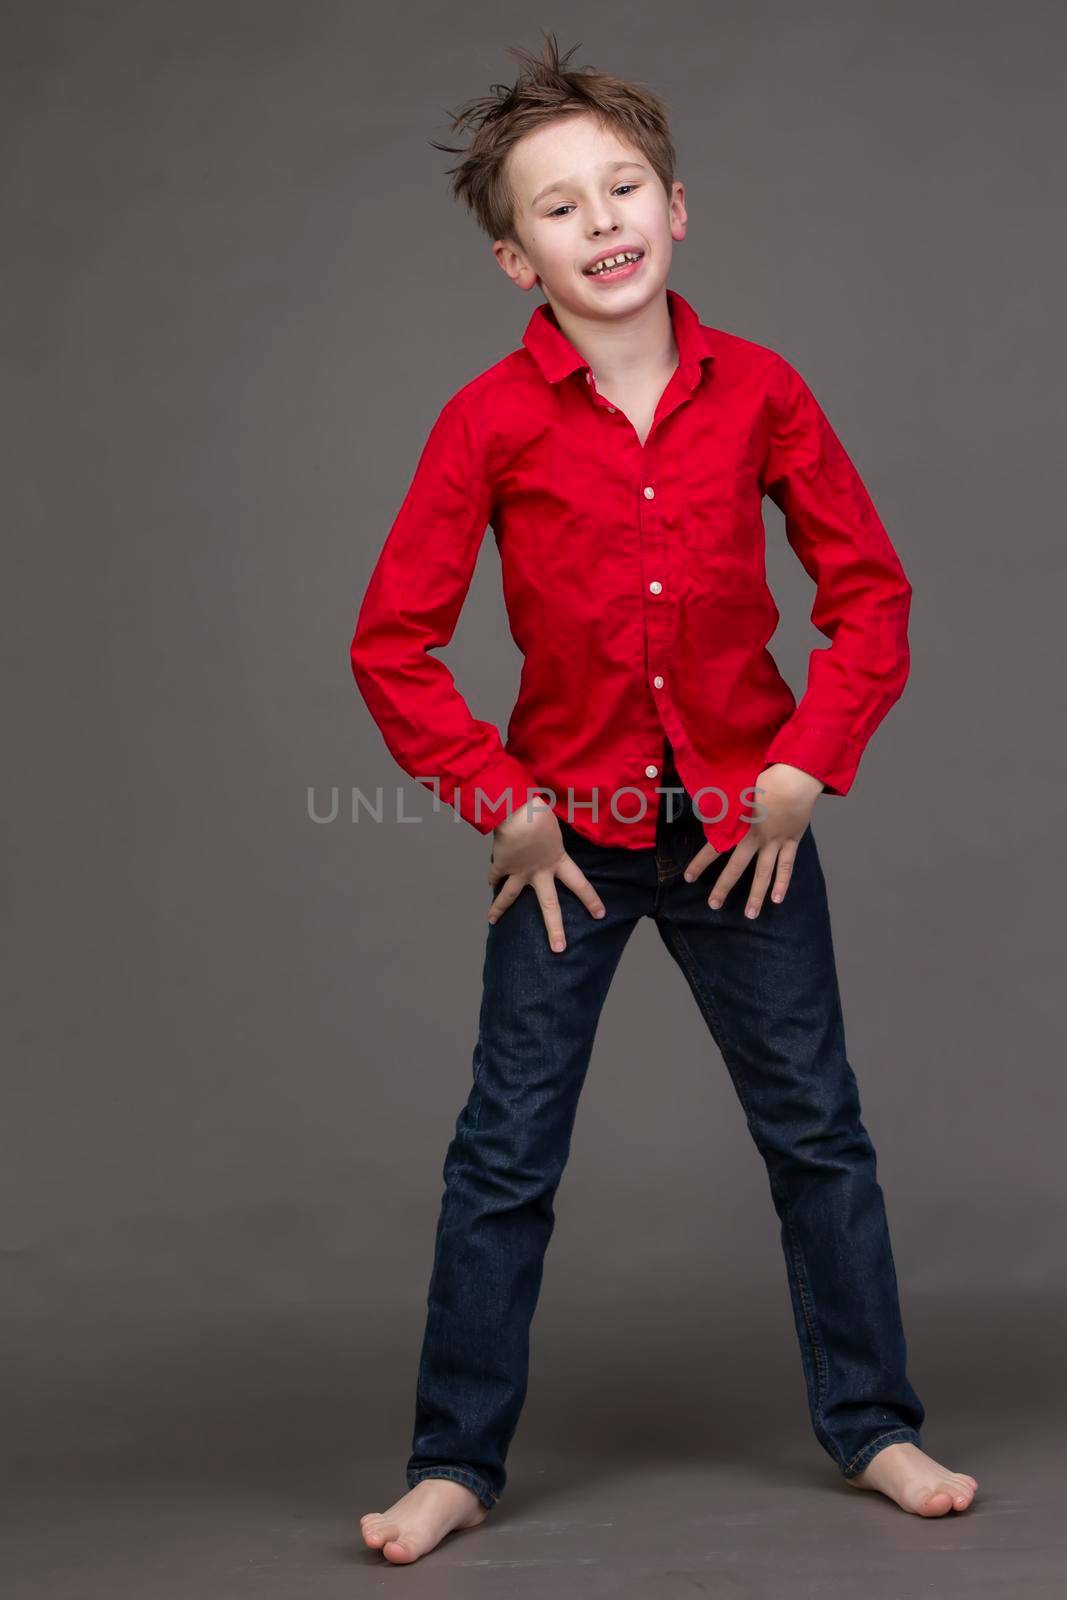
[350,395,536,833]
[758,355,913,795]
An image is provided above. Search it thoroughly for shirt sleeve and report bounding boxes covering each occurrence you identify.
[758,355,913,795]
[349,394,538,834]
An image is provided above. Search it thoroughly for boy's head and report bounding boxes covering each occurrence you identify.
[431,34,687,324]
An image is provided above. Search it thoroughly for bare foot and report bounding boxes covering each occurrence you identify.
[846,1441,978,1515]
[360,1479,489,1564]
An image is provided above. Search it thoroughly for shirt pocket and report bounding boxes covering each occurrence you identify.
[673,496,768,605]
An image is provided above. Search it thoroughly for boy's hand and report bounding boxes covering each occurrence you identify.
[486,803,606,953]
[683,764,825,918]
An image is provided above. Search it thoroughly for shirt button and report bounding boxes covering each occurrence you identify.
[645,764,659,778]
[643,486,655,499]
[607,405,615,412]
[653,675,664,688]
[585,371,591,383]
[649,580,662,594]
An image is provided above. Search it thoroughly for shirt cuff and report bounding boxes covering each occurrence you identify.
[761,718,867,796]
[441,751,542,834]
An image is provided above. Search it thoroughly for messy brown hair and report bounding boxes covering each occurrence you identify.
[429,32,677,247]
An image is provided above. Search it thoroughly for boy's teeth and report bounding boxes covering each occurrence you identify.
[587,252,641,275]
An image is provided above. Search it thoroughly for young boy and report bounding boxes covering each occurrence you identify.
[351,36,977,1565]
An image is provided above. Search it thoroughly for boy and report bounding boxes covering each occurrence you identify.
[351,36,977,1566]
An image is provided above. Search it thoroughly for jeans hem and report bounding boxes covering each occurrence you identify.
[406,1465,499,1510]
[840,1426,923,1479]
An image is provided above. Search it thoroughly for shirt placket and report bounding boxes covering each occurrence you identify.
[584,365,697,843]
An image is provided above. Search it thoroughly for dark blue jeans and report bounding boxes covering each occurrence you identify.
[405,749,925,1510]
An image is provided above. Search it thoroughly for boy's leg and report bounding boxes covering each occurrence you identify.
[653,812,926,1480]
[405,823,653,1510]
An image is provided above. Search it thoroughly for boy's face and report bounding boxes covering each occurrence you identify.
[494,112,687,322]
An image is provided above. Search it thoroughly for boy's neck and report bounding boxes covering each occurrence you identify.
[544,287,680,389]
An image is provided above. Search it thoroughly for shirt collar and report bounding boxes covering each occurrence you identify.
[521,287,716,392]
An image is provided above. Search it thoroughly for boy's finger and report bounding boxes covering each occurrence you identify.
[744,846,779,918]
[708,840,758,908]
[531,872,567,952]
[487,875,522,923]
[770,844,798,904]
[555,858,607,920]
[682,842,720,881]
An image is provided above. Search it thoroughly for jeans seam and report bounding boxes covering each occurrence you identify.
[406,1464,499,1509]
[841,1426,921,1478]
[658,919,756,1120]
[781,1208,830,1419]
[661,918,833,1440]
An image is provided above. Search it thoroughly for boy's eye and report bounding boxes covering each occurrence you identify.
[547,184,639,218]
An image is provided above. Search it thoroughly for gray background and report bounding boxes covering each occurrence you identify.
[4,2,1064,1594]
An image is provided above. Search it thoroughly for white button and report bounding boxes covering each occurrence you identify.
[653,675,664,688]
[607,405,615,412]
[643,486,655,499]
[645,764,659,778]
[649,580,662,594]
[585,371,591,383]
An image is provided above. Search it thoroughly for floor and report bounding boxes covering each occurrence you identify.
[3,1291,1062,1598]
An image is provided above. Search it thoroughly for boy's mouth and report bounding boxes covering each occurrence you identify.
[582,249,645,283]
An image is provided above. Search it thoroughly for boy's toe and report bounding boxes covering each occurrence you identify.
[382,1536,420,1564]
[919,1487,955,1516]
[360,1517,394,1547]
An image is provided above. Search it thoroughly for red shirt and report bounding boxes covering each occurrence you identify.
[350,288,912,852]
